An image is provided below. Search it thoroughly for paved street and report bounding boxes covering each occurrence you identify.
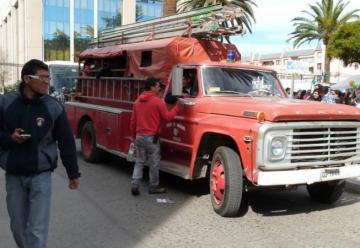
[1,146,360,248]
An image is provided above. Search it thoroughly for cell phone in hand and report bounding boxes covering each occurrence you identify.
[20,133,31,138]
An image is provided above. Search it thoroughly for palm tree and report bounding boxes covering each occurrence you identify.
[52,29,70,60]
[82,25,94,38]
[176,0,256,34]
[102,13,122,28]
[288,0,359,82]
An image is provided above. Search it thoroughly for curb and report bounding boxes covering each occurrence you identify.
[345,178,360,194]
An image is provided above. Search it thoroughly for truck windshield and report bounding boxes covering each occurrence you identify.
[202,67,284,97]
[49,65,78,91]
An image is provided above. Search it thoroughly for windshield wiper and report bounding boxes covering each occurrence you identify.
[210,91,250,96]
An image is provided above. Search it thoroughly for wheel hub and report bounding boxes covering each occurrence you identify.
[82,130,92,157]
[210,160,225,205]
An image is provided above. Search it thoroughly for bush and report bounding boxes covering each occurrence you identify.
[4,80,21,93]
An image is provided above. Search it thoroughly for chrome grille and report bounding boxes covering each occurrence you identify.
[288,127,360,164]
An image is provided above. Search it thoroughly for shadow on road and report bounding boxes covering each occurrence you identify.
[62,149,360,247]
[98,153,360,219]
[238,186,360,217]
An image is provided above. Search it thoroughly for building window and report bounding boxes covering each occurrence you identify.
[74,0,94,61]
[98,0,123,31]
[141,51,152,67]
[317,63,322,70]
[43,0,71,61]
[136,0,163,22]
[262,61,274,66]
[276,60,280,65]
[354,63,359,70]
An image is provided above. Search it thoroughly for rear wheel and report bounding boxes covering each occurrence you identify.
[307,180,345,204]
[81,121,103,162]
[210,146,243,217]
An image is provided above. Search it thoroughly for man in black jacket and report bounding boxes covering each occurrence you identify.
[0,59,81,248]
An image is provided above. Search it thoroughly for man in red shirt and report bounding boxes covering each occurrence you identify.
[130,77,181,195]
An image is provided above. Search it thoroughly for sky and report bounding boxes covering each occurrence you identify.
[233,0,360,57]
[0,0,359,57]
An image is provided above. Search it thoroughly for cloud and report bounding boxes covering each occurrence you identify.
[235,43,292,56]
[265,33,288,42]
[234,41,317,57]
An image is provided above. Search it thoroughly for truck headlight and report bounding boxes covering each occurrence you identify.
[269,137,286,160]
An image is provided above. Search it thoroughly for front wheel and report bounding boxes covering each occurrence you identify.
[307,180,345,204]
[210,146,243,217]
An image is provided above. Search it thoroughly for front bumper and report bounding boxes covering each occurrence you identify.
[257,164,360,186]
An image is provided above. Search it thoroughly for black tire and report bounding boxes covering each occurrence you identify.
[210,146,243,217]
[80,121,103,162]
[307,180,345,204]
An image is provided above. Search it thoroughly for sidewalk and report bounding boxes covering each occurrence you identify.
[345,177,360,194]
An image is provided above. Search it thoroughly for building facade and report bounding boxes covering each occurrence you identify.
[241,45,360,91]
[0,0,176,88]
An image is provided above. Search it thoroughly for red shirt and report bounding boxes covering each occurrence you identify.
[131,91,180,137]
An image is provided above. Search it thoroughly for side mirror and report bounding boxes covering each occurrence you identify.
[171,66,183,96]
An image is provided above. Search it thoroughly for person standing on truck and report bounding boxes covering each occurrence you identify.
[130,77,181,195]
[0,59,81,248]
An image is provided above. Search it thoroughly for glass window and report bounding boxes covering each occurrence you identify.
[43,0,71,61]
[202,67,284,97]
[98,0,122,30]
[136,0,163,22]
[49,64,79,91]
[74,0,94,61]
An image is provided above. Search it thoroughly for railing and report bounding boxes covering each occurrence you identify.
[75,76,146,104]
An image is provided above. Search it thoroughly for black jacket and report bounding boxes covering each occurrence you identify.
[0,85,80,179]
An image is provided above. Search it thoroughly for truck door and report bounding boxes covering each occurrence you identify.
[161,67,199,169]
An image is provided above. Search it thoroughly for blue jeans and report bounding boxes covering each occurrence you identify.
[5,172,52,248]
[131,135,161,187]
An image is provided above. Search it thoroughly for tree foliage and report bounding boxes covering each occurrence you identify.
[102,13,122,28]
[327,21,360,65]
[288,0,359,81]
[176,0,256,34]
[4,80,21,93]
[44,30,70,61]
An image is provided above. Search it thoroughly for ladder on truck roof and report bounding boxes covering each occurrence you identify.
[92,5,245,47]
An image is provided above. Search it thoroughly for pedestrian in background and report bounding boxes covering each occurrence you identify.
[343,89,356,106]
[321,86,336,104]
[130,77,181,195]
[0,59,81,248]
[307,89,321,101]
[331,89,344,104]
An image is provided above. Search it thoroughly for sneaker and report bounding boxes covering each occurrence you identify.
[148,186,166,194]
[131,184,140,196]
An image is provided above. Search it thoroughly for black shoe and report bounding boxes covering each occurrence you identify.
[131,184,140,196]
[148,186,166,194]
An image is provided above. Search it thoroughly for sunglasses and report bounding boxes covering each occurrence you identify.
[28,75,51,82]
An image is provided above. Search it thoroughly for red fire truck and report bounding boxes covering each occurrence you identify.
[65,6,360,216]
